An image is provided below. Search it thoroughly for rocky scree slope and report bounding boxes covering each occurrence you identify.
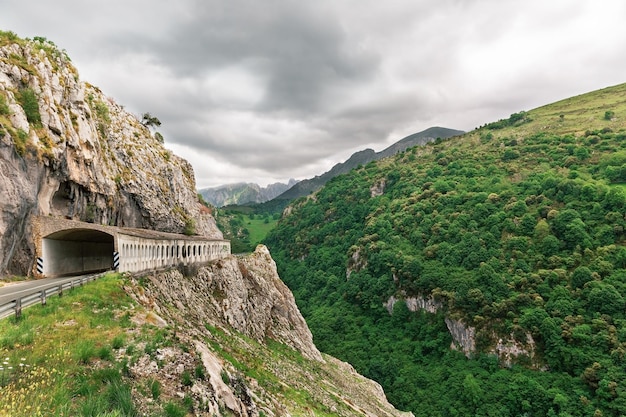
[127,245,412,416]
[0,34,221,276]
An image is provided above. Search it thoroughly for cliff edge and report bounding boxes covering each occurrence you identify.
[127,245,413,416]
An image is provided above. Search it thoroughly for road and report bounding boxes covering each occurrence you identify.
[0,276,84,306]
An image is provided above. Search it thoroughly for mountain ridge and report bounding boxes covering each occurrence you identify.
[199,179,298,207]
[273,126,464,201]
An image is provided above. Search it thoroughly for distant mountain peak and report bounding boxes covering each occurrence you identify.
[199,179,298,207]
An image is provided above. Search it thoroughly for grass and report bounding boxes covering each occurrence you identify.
[0,273,216,416]
[0,273,139,416]
[245,215,278,246]
[148,378,161,400]
[163,401,186,417]
[0,93,9,116]
[475,82,626,139]
[0,274,29,285]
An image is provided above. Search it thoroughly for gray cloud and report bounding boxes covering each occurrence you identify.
[2,0,626,188]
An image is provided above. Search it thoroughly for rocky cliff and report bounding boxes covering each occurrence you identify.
[136,245,323,362]
[127,245,413,416]
[0,33,221,276]
[385,293,537,366]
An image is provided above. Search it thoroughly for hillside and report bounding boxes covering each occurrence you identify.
[265,83,626,416]
[198,179,297,207]
[273,126,464,201]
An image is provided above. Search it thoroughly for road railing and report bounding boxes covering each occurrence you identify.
[0,273,106,320]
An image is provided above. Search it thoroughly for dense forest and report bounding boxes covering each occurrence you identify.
[265,84,626,416]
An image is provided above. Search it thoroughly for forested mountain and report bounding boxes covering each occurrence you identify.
[265,83,626,416]
[273,126,464,201]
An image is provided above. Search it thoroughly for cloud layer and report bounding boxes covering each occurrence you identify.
[3,0,626,187]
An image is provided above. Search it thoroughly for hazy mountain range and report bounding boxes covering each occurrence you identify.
[198,179,298,207]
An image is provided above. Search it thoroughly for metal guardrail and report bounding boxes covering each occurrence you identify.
[0,273,106,320]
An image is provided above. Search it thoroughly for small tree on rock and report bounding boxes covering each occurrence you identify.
[141,112,161,129]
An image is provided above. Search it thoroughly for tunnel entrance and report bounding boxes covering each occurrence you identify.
[42,228,115,277]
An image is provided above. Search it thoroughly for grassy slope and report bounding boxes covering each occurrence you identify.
[0,274,140,416]
[216,209,279,253]
[245,216,279,245]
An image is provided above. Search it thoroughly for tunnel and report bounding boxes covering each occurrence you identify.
[42,228,115,277]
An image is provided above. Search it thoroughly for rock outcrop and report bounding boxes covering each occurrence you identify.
[386,293,535,364]
[133,245,322,362]
[0,34,220,275]
[128,245,412,416]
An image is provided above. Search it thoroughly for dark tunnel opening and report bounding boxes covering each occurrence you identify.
[42,228,114,277]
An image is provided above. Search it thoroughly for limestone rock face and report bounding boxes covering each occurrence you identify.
[139,245,323,362]
[0,36,221,275]
[386,294,536,365]
[129,245,412,416]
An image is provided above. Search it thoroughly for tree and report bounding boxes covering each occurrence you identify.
[534,219,551,241]
[586,283,625,316]
[502,149,520,161]
[571,266,593,289]
[141,112,162,128]
[552,209,592,249]
[575,147,590,161]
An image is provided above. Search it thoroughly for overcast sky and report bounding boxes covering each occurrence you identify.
[2,1,626,188]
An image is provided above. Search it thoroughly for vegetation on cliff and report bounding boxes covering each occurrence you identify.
[265,83,626,416]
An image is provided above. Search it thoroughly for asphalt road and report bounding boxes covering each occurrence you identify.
[0,276,83,306]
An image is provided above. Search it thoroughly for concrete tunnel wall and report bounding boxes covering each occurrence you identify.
[117,234,231,273]
[42,229,115,277]
[34,216,232,278]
